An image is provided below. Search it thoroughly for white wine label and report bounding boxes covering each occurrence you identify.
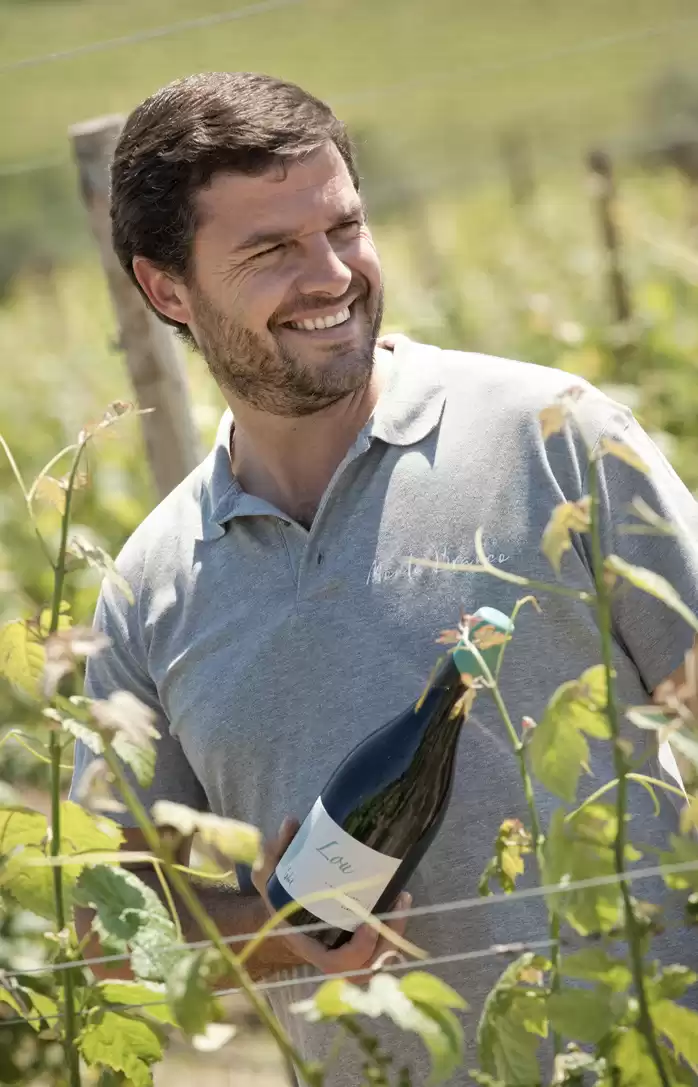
[274,797,401,932]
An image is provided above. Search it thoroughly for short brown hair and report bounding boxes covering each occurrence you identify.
[110,72,360,342]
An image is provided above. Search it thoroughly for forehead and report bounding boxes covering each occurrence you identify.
[193,143,359,249]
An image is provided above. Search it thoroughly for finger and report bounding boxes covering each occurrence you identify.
[252,816,300,893]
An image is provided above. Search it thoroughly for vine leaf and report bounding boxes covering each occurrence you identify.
[99,980,177,1026]
[543,807,624,935]
[68,535,134,605]
[604,556,698,634]
[79,1010,162,1087]
[660,835,698,894]
[478,819,532,896]
[652,1000,698,1072]
[41,626,109,698]
[151,800,261,869]
[646,965,698,1003]
[562,948,632,993]
[33,475,67,514]
[547,986,618,1043]
[528,665,610,802]
[291,972,466,1085]
[541,497,591,574]
[476,953,549,1086]
[166,948,225,1036]
[597,437,650,474]
[74,865,179,981]
[609,1029,692,1086]
[90,691,159,788]
[0,620,45,699]
[0,802,121,919]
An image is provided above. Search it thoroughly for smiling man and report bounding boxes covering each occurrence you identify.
[71,72,698,1084]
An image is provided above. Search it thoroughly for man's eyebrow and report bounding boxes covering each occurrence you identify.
[235,204,365,254]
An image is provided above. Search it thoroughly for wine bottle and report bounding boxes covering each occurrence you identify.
[266,606,513,949]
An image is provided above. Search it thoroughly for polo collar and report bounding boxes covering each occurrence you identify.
[200,336,447,540]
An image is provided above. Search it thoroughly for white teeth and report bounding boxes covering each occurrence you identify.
[289,306,351,331]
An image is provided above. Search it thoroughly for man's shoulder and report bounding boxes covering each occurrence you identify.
[407,339,627,436]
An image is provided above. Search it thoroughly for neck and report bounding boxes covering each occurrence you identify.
[226,348,392,526]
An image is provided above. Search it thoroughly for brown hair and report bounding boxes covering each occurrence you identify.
[110,71,359,343]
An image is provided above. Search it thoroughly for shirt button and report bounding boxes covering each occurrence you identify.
[317,552,324,566]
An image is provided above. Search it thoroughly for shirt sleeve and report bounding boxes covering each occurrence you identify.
[581,405,698,694]
[68,578,208,826]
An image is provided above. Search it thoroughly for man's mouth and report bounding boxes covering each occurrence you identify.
[280,303,354,333]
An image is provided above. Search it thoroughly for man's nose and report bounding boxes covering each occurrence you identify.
[295,233,352,298]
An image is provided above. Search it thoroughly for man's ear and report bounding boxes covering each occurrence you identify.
[132,257,193,326]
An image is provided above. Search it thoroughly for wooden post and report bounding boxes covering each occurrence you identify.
[587,149,632,325]
[69,115,201,500]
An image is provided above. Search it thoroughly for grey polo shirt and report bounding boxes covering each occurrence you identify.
[71,338,698,1084]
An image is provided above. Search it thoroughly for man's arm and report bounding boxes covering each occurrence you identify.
[652,638,698,797]
[75,826,303,982]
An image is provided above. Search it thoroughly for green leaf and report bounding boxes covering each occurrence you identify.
[543,807,623,935]
[0,620,44,698]
[0,986,26,1015]
[79,1010,162,1087]
[660,835,698,894]
[477,954,547,1086]
[61,800,123,854]
[74,865,178,981]
[24,990,58,1029]
[562,948,632,992]
[478,819,532,897]
[547,986,616,1043]
[542,497,591,574]
[99,980,176,1026]
[647,965,697,1003]
[468,1072,505,1087]
[415,1003,464,1085]
[608,1029,677,1086]
[652,1000,698,1072]
[151,801,261,868]
[400,972,468,1011]
[68,535,135,605]
[604,556,698,635]
[528,666,610,802]
[166,948,223,1036]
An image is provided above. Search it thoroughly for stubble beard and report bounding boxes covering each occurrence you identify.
[190,283,385,418]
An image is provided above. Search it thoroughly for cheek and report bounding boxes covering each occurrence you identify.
[354,230,382,287]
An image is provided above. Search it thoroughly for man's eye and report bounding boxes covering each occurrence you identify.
[331,220,362,238]
[253,243,285,259]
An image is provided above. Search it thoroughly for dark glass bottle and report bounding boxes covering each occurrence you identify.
[266,607,512,949]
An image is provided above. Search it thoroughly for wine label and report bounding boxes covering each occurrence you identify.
[274,797,401,932]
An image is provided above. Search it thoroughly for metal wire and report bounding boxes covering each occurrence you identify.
[0,0,303,75]
[2,855,696,993]
[0,938,557,1028]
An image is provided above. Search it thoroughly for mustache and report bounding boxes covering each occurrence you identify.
[273,283,369,325]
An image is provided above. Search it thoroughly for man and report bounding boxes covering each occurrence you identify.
[71,71,698,1084]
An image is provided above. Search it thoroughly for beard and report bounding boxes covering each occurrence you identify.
[188,277,384,417]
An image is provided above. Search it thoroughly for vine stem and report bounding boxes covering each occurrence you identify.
[465,639,562,1055]
[587,455,670,1087]
[47,441,88,1087]
[103,749,322,1087]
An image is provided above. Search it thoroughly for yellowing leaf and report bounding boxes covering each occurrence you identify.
[151,801,261,868]
[539,404,567,440]
[598,437,650,475]
[605,556,698,635]
[528,666,610,802]
[33,475,66,514]
[0,620,44,699]
[541,497,591,574]
[90,691,159,788]
[79,1010,162,1087]
[477,954,548,1086]
[479,819,532,896]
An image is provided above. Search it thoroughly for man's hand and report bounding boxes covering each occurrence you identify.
[253,817,412,982]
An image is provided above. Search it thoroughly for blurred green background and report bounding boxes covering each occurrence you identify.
[2,0,698,793]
